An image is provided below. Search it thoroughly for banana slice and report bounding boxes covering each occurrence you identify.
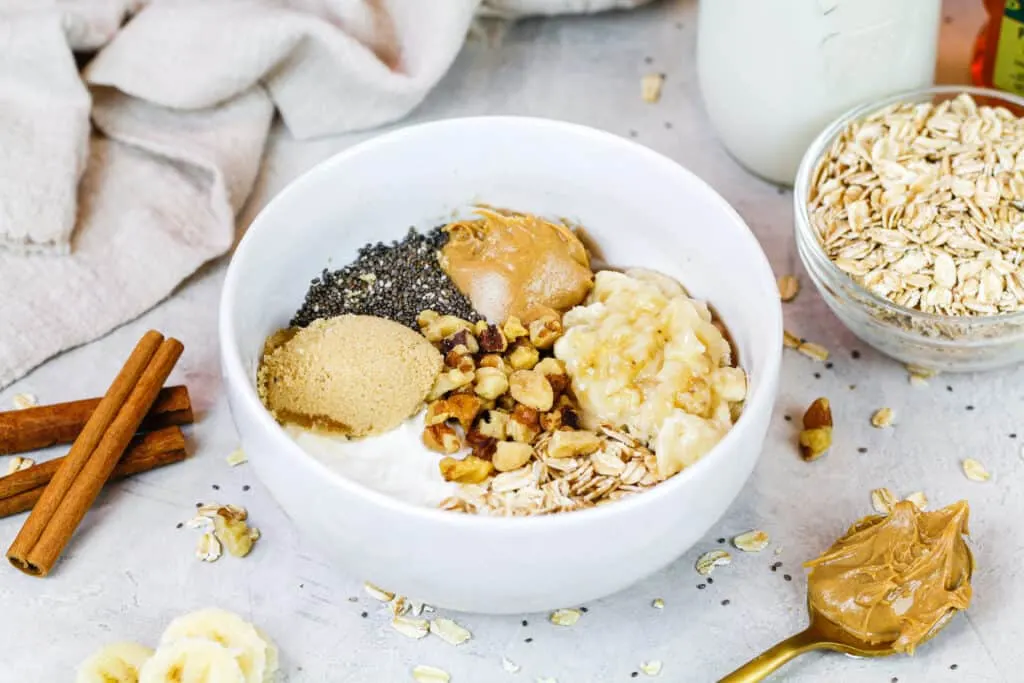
[253,628,279,682]
[139,638,245,683]
[76,641,154,683]
[159,609,275,683]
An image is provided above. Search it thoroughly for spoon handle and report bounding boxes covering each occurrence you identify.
[717,628,824,682]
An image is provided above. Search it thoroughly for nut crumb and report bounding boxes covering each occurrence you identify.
[870,407,894,428]
[799,398,833,461]
[641,73,664,103]
[962,458,991,482]
[651,598,665,609]
[777,275,800,302]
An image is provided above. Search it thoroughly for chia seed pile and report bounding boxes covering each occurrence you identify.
[291,227,482,330]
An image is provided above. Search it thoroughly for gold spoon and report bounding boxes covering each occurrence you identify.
[718,546,974,682]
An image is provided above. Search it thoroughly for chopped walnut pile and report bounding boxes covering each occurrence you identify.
[416,309,661,516]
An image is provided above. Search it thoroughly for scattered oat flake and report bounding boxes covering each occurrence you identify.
[871,487,897,514]
[695,549,732,576]
[905,491,928,510]
[651,598,665,610]
[777,275,800,302]
[870,407,894,428]
[364,581,395,602]
[225,448,247,467]
[392,615,430,639]
[430,617,472,645]
[549,608,581,627]
[502,656,521,674]
[962,458,991,482]
[12,393,36,410]
[640,660,663,676]
[185,515,214,532]
[909,374,929,388]
[411,664,450,683]
[195,532,222,562]
[797,342,829,361]
[774,546,784,556]
[641,73,664,103]
[5,456,34,475]
[408,600,425,617]
[733,530,770,553]
[783,330,801,349]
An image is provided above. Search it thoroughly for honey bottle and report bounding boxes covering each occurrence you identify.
[972,0,1024,95]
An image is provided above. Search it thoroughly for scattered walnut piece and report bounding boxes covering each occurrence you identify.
[439,455,493,483]
[528,314,563,349]
[502,316,529,341]
[473,366,509,400]
[423,423,461,454]
[421,315,473,343]
[476,410,509,440]
[799,397,833,461]
[493,441,534,472]
[447,393,482,431]
[507,342,540,371]
[478,324,508,353]
[509,370,554,411]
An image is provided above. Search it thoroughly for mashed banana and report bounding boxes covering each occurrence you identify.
[554,269,746,479]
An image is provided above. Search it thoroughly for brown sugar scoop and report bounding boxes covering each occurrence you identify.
[6,330,183,577]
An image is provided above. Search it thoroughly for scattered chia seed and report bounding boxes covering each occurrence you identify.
[212,484,219,490]
[858,447,868,454]
[580,607,589,613]
[783,415,792,422]
[291,227,481,331]
[813,372,822,379]
[824,362,833,369]
[631,672,640,679]
[721,599,730,606]
[697,583,706,590]
[242,484,251,492]
[521,619,529,627]
[947,385,954,392]
[717,537,726,544]
[195,502,203,508]
[360,611,368,618]
[706,577,714,584]
[525,637,533,643]
[966,405,975,411]
[949,664,958,670]
[783,574,792,581]
[851,350,861,359]
[175,522,183,529]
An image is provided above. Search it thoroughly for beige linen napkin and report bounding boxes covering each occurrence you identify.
[0,0,651,389]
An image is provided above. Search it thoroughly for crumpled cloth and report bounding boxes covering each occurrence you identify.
[0,0,651,389]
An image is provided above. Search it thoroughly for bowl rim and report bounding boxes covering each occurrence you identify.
[793,84,1024,330]
[219,115,782,529]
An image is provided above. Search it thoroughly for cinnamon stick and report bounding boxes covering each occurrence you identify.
[7,331,183,576]
[0,427,187,518]
[0,385,192,456]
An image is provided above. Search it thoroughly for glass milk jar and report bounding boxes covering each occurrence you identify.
[697,0,941,185]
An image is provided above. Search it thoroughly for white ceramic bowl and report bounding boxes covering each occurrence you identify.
[219,117,782,614]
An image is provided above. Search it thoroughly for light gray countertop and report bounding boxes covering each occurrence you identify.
[2,1,1019,681]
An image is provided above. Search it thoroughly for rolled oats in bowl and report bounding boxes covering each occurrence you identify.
[795,86,1024,372]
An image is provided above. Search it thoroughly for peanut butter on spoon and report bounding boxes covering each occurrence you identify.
[806,500,972,654]
[720,500,973,682]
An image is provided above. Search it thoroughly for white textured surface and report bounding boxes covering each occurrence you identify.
[1,0,1019,681]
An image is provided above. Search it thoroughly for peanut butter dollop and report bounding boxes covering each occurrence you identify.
[805,500,972,654]
[440,208,593,322]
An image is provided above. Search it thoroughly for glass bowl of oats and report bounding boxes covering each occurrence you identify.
[795,85,1024,372]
